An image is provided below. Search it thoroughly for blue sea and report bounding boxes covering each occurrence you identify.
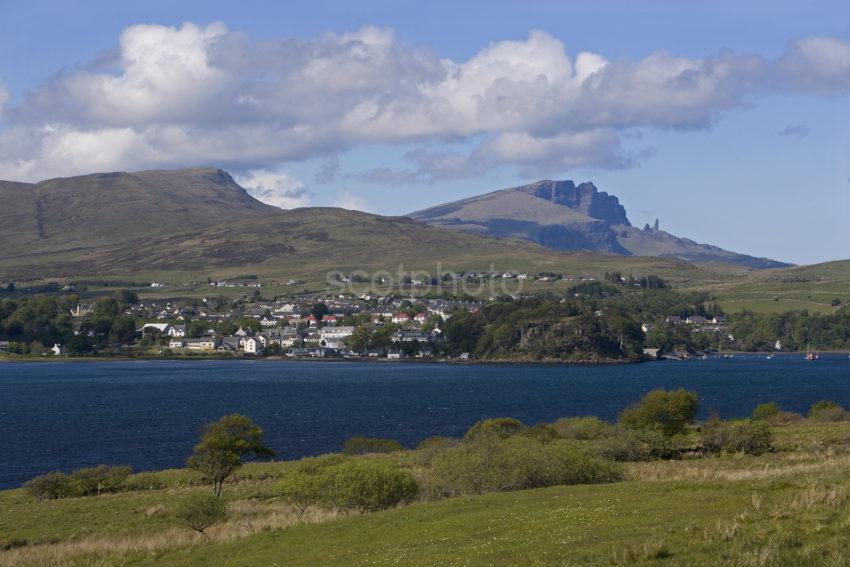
[1,355,848,489]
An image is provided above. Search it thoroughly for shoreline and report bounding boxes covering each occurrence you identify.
[1,350,848,366]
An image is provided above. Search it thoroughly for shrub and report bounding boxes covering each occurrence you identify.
[751,402,780,421]
[414,436,459,466]
[124,472,166,491]
[518,425,561,443]
[594,427,687,462]
[700,420,772,455]
[552,416,616,440]
[808,401,849,422]
[727,421,773,455]
[175,493,227,533]
[277,458,418,512]
[342,436,404,456]
[23,472,73,501]
[699,419,731,454]
[619,388,699,437]
[422,436,620,499]
[766,410,804,425]
[69,465,132,496]
[464,418,525,440]
[276,470,322,517]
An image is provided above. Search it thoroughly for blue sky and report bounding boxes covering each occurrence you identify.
[0,0,848,264]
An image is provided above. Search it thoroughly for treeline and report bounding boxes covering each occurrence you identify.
[440,296,644,361]
[0,294,138,355]
[729,308,850,351]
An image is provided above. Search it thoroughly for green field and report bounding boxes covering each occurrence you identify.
[2,421,849,566]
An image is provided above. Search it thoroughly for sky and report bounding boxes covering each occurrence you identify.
[0,0,848,265]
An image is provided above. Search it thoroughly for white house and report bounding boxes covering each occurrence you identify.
[391,313,411,324]
[169,339,186,349]
[167,325,186,337]
[50,343,63,356]
[185,337,218,351]
[244,337,263,354]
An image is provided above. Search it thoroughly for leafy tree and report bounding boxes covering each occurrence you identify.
[310,302,330,322]
[109,317,137,344]
[346,326,372,350]
[619,389,699,437]
[187,414,274,496]
[117,290,139,305]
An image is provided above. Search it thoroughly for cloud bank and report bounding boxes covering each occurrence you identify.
[1,22,849,194]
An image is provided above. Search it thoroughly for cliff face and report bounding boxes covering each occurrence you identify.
[520,180,630,226]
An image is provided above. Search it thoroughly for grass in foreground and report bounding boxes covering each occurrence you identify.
[1,421,849,566]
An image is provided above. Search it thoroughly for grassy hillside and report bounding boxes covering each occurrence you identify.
[2,168,848,307]
[698,260,850,314]
[0,205,732,291]
[0,168,273,256]
[1,421,848,566]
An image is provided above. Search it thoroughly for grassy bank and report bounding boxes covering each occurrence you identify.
[2,419,849,566]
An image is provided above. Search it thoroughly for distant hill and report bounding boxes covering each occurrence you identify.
[0,168,728,286]
[410,180,791,269]
[0,168,274,256]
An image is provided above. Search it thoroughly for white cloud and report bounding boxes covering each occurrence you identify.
[775,37,850,95]
[234,170,310,209]
[0,23,849,183]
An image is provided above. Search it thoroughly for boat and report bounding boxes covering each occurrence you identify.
[804,343,819,361]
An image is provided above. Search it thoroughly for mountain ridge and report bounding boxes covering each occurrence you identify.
[410,180,791,269]
[0,167,734,286]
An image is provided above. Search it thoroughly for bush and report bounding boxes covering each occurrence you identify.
[175,493,227,533]
[422,436,620,499]
[342,436,404,456]
[518,424,561,443]
[700,420,773,455]
[124,472,166,491]
[552,416,616,440]
[276,470,322,516]
[414,436,459,466]
[464,418,525,440]
[751,402,780,421]
[594,427,688,462]
[765,410,804,425]
[69,465,132,496]
[619,389,699,437]
[23,472,73,501]
[808,400,849,422]
[23,465,133,500]
[277,458,419,512]
[727,421,773,455]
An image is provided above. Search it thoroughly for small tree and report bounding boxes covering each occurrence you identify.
[187,414,274,497]
[175,493,227,533]
[619,389,699,437]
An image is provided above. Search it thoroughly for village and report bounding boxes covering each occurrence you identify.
[80,294,483,360]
